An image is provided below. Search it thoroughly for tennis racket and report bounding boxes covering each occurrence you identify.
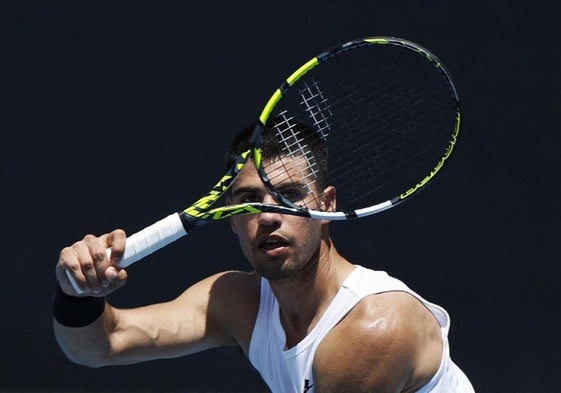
[67,36,460,293]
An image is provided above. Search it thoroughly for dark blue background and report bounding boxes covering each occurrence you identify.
[2,1,559,392]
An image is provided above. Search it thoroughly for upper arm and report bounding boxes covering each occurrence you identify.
[108,275,226,362]
[312,292,442,393]
[110,271,260,361]
[57,271,260,367]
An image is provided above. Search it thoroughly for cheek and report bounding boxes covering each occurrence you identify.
[230,214,249,235]
[293,219,323,245]
[230,216,255,242]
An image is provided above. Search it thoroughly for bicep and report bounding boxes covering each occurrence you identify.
[106,273,241,364]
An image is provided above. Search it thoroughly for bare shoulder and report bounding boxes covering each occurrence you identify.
[313,291,442,393]
[175,270,261,353]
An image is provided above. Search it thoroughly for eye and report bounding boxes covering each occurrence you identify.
[279,187,305,203]
[239,193,260,204]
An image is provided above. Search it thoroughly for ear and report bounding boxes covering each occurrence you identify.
[322,185,336,212]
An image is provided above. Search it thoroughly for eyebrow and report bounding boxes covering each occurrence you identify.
[275,180,310,193]
[231,180,311,198]
[230,185,264,198]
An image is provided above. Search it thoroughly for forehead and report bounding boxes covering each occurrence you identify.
[233,155,316,189]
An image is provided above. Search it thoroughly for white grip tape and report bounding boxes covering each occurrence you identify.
[116,212,187,268]
[65,213,187,294]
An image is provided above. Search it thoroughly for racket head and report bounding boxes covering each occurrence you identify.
[250,36,460,220]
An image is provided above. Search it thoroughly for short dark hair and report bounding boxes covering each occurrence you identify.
[225,117,329,192]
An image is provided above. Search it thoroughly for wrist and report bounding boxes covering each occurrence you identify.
[52,283,105,327]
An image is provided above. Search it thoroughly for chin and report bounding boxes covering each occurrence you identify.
[254,257,318,281]
[253,260,299,281]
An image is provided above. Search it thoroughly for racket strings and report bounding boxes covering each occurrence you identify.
[262,40,458,213]
[299,78,332,140]
[337,51,452,208]
[264,113,327,210]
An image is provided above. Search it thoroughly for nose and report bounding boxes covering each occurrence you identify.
[258,194,282,227]
[262,193,279,205]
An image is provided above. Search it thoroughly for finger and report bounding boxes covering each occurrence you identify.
[57,246,90,296]
[65,270,85,294]
[105,229,126,266]
[104,266,128,290]
[80,234,109,293]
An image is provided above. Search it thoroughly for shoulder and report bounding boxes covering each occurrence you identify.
[202,270,261,321]
[193,270,261,298]
[313,291,442,393]
[179,270,261,353]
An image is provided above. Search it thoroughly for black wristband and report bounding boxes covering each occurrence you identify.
[52,284,105,327]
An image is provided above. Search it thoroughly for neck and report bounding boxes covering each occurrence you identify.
[268,238,354,348]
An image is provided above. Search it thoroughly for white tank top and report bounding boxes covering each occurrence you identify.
[248,265,475,393]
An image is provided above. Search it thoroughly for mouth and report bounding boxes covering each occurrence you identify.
[258,235,289,254]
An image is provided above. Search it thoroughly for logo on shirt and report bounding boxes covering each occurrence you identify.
[303,379,314,393]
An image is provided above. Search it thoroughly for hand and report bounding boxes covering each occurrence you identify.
[56,229,128,297]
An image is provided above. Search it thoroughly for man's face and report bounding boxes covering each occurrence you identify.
[228,156,334,280]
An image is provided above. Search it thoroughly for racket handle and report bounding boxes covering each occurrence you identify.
[115,212,187,268]
[65,213,187,294]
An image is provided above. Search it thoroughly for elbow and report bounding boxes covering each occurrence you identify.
[61,347,112,368]
[53,319,116,368]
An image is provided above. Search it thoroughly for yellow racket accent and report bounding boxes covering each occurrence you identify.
[184,175,232,218]
[259,89,283,124]
[253,147,263,169]
[286,57,319,85]
[258,57,319,125]
[400,110,460,199]
[202,204,263,220]
[364,37,389,44]
[184,149,253,218]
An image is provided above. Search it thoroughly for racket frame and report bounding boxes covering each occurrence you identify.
[65,36,460,293]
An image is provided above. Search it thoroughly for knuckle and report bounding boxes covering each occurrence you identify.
[68,262,82,272]
[92,251,106,264]
[59,246,72,260]
[82,260,95,272]
[58,248,79,269]
[83,234,97,243]
[71,239,87,251]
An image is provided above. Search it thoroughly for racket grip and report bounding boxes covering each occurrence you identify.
[115,212,187,268]
[65,213,187,294]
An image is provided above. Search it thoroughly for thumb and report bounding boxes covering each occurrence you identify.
[104,266,128,289]
[102,229,127,267]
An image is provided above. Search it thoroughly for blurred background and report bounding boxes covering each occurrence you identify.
[2,1,559,392]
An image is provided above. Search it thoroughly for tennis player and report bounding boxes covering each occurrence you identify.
[53,124,475,393]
